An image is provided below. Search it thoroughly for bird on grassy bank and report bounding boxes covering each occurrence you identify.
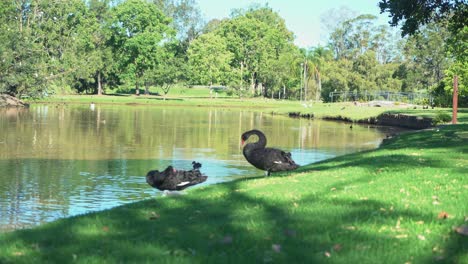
[146,162,207,191]
[241,129,299,176]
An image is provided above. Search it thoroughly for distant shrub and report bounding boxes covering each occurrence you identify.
[433,111,452,125]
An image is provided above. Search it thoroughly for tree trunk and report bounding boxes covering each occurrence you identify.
[144,81,149,95]
[315,66,321,101]
[135,72,140,96]
[250,73,255,94]
[97,72,103,95]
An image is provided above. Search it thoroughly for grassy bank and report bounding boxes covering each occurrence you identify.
[1,124,466,263]
[26,94,468,124]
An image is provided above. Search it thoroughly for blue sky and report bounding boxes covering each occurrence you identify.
[196,0,394,48]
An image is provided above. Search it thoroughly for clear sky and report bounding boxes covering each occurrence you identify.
[196,0,393,48]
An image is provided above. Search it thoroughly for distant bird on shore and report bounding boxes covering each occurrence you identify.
[146,162,207,191]
[241,129,299,176]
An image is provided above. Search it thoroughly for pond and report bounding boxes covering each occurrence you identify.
[0,104,404,232]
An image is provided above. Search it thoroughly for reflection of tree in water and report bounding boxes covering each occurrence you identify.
[0,105,399,231]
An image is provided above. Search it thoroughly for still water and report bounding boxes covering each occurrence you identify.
[0,104,402,231]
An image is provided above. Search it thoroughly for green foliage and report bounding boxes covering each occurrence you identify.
[210,6,296,97]
[187,33,233,86]
[108,0,174,95]
[379,0,467,37]
[0,0,463,106]
[433,111,452,124]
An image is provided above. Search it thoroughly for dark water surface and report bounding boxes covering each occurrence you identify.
[0,104,403,231]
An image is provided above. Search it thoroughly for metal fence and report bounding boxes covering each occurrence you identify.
[329,91,433,105]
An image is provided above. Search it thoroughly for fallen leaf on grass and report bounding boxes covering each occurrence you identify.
[333,244,342,252]
[437,211,449,219]
[102,226,109,232]
[284,228,297,237]
[417,235,426,240]
[272,244,281,253]
[149,212,160,220]
[324,251,331,257]
[13,252,24,256]
[187,248,196,255]
[220,235,233,244]
[454,225,468,236]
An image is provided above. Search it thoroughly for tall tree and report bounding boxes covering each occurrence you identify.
[0,1,47,97]
[85,0,114,95]
[109,0,174,95]
[306,46,333,101]
[380,0,467,106]
[1,0,93,97]
[187,32,233,87]
[214,6,294,96]
[144,43,182,98]
[379,0,467,36]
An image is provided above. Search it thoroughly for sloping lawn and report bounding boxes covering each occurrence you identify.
[0,125,467,263]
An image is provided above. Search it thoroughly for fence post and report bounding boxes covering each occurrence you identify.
[452,75,458,124]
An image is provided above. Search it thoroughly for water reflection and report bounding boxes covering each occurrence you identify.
[0,105,403,231]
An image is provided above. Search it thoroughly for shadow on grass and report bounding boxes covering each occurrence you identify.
[2,172,466,263]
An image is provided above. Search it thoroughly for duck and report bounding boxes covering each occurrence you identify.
[146,161,208,191]
[241,129,299,176]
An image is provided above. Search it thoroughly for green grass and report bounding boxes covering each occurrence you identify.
[26,94,468,124]
[1,125,467,263]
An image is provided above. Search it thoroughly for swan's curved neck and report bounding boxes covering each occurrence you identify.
[244,130,267,150]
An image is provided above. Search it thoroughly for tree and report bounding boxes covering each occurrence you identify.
[260,44,302,99]
[187,33,233,87]
[109,0,174,95]
[1,0,95,97]
[85,0,114,95]
[400,22,452,92]
[380,0,468,106]
[153,0,204,44]
[379,0,467,37]
[0,1,46,97]
[214,6,295,97]
[144,43,183,99]
[306,46,333,101]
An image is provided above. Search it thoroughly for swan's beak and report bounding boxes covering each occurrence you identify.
[241,139,245,146]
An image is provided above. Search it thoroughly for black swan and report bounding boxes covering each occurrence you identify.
[146,161,208,191]
[241,129,299,176]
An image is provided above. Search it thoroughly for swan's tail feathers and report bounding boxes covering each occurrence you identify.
[282,152,299,168]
